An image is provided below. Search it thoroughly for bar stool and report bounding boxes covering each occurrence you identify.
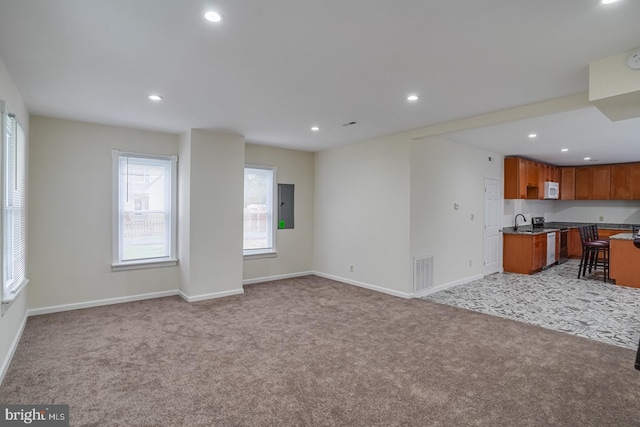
[577,225,609,282]
[589,224,609,282]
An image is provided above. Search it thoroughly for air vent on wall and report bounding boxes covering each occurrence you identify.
[413,255,434,293]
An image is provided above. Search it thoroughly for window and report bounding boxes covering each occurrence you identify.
[1,102,28,302]
[243,165,276,257]
[112,150,177,270]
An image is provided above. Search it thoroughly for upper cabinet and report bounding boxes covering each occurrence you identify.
[505,158,640,200]
[575,165,610,200]
[504,157,559,200]
[611,163,640,200]
[560,167,575,200]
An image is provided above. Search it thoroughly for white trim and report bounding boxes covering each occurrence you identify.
[312,271,414,299]
[112,150,178,266]
[1,278,28,304]
[243,271,313,285]
[0,311,28,386]
[112,258,178,272]
[414,273,483,298]
[243,251,277,260]
[178,288,244,303]
[27,290,179,316]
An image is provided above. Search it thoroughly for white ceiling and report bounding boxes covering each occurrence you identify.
[444,106,640,166]
[0,0,639,155]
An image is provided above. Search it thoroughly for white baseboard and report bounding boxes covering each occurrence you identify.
[414,273,484,298]
[0,312,28,386]
[28,290,179,317]
[313,272,414,299]
[178,288,244,303]
[243,271,314,285]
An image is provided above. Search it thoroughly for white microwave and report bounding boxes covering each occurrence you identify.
[544,181,559,199]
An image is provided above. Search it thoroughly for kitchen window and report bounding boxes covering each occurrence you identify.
[243,165,277,258]
[112,150,178,270]
[1,102,28,303]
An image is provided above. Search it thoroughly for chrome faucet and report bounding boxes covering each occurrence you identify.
[514,214,526,231]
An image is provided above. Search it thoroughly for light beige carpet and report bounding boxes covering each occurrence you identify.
[1,275,639,426]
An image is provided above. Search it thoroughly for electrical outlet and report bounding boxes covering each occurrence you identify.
[468,260,472,267]
[470,213,474,220]
[349,265,354,273]
[599,216,604,221]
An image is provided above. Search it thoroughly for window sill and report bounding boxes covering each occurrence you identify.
[112,258,178,272]
[243,251,277,260]
[2,278,29,305]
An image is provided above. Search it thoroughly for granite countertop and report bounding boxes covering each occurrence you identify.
[503,222,636,236]
[609,232,637,240]
[503,227,561,236]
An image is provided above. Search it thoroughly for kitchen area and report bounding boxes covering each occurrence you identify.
[502,156,640,287]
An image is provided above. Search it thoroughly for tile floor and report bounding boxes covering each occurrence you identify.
[424,259,640,350]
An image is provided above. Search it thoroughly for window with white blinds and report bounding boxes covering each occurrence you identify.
[2,102,28,302]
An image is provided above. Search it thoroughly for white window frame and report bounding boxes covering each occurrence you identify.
[243,164,277,259]
[112,150,178,271]
[1,100,28,304]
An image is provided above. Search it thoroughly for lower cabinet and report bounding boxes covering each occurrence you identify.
[568,228,582,258]
[503,233,547,274]
[568,227,619,259]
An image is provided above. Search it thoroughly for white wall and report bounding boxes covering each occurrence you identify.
[503,199,555,228]
[178,130,244,300]
[503,199,640,227]
[552,200,640,224]
[411,136,503,287]
[0,54,29,384]
[178,131,192,297]
[314,135,412,297]
[28,117,180,311]
[243,144,314,282]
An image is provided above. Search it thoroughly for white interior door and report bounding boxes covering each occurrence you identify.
[483,177,502,275]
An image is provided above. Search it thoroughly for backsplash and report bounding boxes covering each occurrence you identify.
[504,199,640,227]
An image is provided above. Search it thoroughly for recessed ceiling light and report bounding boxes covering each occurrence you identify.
[148,94,163,101]
[407,94,419,102]
[311,126,319,132]
[601,0,621,4]
[561,148,569,152]
[584,157,591,160]
[528,133,537,139]
[204,11,223,22]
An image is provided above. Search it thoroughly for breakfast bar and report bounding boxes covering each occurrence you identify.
[608,233,640,288]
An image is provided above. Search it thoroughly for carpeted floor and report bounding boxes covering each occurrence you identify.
[1,275,639,426]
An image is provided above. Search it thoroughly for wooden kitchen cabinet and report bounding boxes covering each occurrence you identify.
[591,166,611,200]
[575,167,592,200]
[612,163,640,200]
[568,228,582,258]
[504,157,543,199]
[507,158,640,201]
[561,167,575,200]
[532,234,546,270]
[575,166,610,200]
[610,164,630,200]
[504,157,526,199]
[630,163,640,199]
[503,233,547,274]
[537,164,560,199]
